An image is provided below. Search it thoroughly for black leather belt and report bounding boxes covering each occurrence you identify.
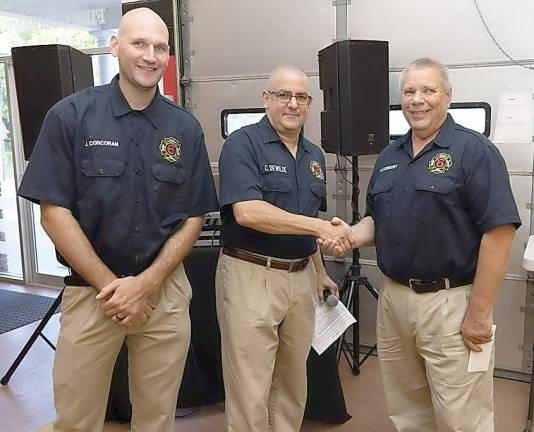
[64,272,138,287]
[394,277,474,294]
[64,273,90,287]
[222,247,309,272]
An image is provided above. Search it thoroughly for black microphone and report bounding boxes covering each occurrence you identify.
[323,289,338,307]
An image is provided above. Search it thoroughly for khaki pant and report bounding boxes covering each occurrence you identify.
[216,253,316,432]
[377,278,494,432]
[52,264,192,432]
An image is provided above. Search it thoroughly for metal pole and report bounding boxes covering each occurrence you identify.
[332,0,351,224]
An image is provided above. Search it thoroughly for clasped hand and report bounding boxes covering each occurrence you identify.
[317,217,354,256]
[95,276,156,328]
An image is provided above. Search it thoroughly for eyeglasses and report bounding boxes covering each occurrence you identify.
[266,90,311,105]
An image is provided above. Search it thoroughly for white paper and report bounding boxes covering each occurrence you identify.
[312,300,356,355]
[467,325,497,373]
[493,93,533,144]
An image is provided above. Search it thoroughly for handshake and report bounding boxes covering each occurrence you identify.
[316,217,356,256]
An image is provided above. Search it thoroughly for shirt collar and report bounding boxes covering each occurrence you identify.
[110,74,162,129]
[433,114,456,148]
[393,113,456,151]
[258,115,311,154]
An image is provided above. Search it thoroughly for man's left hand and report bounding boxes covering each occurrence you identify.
[96,276,156,328]
[461,307,493,352]
[316,271,339,303]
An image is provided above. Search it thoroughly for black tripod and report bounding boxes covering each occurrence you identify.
[336,156,380,375]
[1,288,63,385]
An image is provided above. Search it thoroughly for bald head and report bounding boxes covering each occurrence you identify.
[262,64,311,138]
[267,65,308,89]
[109,7,170,105]
[117,7,169,42]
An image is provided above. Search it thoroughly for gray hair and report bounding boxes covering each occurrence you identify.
[399,58,452,93]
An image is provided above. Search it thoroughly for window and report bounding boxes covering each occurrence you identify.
[389,102,491,140]
[221,108,265,138]
[0,2,122,55]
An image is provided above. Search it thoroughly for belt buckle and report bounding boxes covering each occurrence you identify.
[408,278,420,290]
[288,260,294,272]
[409,278,448,292]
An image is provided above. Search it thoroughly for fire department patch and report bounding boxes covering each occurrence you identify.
[309,160,325,180]
[159,137,181,163]
[428,152,452,174]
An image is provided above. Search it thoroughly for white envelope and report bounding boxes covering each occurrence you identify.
[467,325,496,373]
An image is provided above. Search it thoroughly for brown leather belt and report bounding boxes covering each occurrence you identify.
[222,247,309,272]
[394,277,474,294]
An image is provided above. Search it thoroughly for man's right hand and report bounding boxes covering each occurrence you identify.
[317,217,353,256]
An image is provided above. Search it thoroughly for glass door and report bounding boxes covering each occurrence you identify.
[4,59,67,287]
[0,6,121,287]
[0,61,23,279]
[4,51,118,288]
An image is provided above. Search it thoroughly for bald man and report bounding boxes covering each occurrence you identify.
[216,65,347,431]
[18,8,218,431]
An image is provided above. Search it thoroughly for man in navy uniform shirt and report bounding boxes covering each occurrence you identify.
[216,65,350,432]
[327,58,520,431]
[18,8,218,432]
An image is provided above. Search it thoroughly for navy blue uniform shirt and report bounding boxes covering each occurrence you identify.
[18,75,219,277]
[366,114,521,282]
[219,116,327,259]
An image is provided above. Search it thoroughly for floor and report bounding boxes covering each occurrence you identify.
[0,283,531,432]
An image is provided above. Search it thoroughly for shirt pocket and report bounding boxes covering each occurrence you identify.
[80,158,125,211]
[304,180,327,216]
[414,179,455,220]
[151,163,188,215]
[261,174,293,210]
[370,181,394,222]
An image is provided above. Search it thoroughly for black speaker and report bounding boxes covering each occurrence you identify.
[318,40,389,156]
[11,44,94,160]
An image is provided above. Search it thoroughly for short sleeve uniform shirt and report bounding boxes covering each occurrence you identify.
[366,114,521,282]
[18,75,219,277]
[218,116,327,259]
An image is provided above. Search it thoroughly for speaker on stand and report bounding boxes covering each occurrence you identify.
[1,45,93,384]
[318,39,389,375]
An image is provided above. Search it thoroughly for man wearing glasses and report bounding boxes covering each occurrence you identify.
[216,65,349,431]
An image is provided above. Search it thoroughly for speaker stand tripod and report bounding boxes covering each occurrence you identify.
[335,156,380,375]
[1,288,63,385]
